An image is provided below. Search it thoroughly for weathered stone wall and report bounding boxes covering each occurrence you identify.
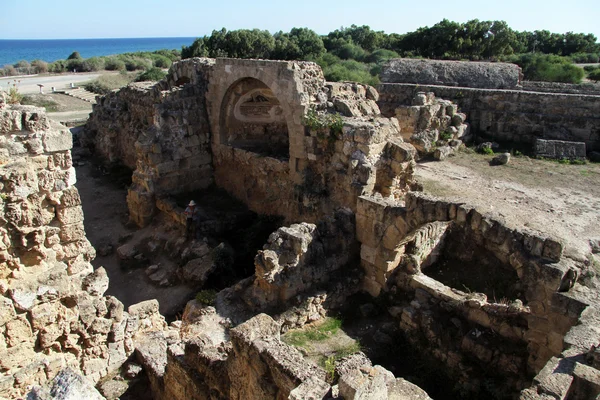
[244,209,357,310]
[85,59,215,226]
[381,58,522,89]
[378,83,600,152]
[354,192,597,396]
[136,313,331,400]
[85,59,418,227]
[523,80,600,96]
[0,102,168,398]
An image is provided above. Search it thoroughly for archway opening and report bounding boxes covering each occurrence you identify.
[220,77,289,160]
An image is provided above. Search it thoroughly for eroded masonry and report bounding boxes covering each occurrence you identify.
[1,58,600,400]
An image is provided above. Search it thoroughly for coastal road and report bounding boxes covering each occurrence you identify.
[0,72,108,94]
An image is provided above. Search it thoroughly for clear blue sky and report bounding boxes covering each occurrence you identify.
[2,0,599,40]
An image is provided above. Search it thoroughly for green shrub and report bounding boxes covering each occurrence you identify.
[49,60,67,73]
[195,289,217,306]
[31,59,48,73]
[81,57,104,72]
[66,58,84,72]
[588,69,600,82]
[120,56,152,71]
[303,108,344,138]
[135,67,167,82]
[84,73,135,94]
[67,51,82,60]
[511,53,585,83]
[104,57,126,71]
[152,55,172,68]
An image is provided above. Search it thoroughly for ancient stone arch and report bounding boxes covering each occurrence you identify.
[218,77,290,159]
[207,58,323,167]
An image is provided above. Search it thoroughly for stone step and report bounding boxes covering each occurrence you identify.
[65,88,97,105]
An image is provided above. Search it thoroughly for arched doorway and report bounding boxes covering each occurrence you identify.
[219,77,290,160]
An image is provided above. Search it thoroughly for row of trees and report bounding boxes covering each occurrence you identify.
[182,20,599,62]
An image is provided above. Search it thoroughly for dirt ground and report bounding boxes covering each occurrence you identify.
[72,138,196,319]
[416,150,600,260]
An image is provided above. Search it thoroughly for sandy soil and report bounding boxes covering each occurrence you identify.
[415,151,600,260]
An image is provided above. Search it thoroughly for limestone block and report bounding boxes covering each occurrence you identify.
[59,222,86,243]
[386,140,417,163]
[82,268,109,297]
[128,299,160,320]
[56,206,84,225]
[230,313,281,345]
[0,296,16,326]
[387,378,432,399]
[289,376,331,400]
[42,128,73,153]
[10,289,38,312]
[0,343,38,370]
[5,314,34,347]
[59,187,81,208]
[534,139,586,160]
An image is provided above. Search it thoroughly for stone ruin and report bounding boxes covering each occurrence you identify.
[0,58,599,400]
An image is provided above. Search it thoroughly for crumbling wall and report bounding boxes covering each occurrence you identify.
[381,58,522,89]
[0,101,168,398]
[392,91,470,160]
[378,83,600,152]
[86,58,418,227]
[245,209,357,310]
[354,192,595,396]
[136,313,331,400]
[85,59,215,226]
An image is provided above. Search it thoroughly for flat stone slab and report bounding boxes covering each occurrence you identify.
[534,139,586,160]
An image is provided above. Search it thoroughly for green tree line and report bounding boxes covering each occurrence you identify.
[181,20,600,84]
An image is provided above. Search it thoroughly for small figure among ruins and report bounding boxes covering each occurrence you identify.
[184,200,199,239]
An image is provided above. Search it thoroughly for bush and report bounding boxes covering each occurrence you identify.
[104,57,126,71]
[84,73,135,94]
[195,290,217,306]
[67,51,82,60]
[152,55,172,68]
[135,67,167,82]
[511,53,585,83]
[66,58,84,72]
[49,60,67,73]
[570,53,600,63]
[1,65,18,76]
[31,59,48,73]
[321,60,380,86]
[588,69,600,82]
[81,57,104,72]
[122,56,152,71]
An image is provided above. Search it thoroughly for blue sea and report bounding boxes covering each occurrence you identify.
[0,37,197,66]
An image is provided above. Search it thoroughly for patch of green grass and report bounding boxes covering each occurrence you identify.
[439,131,453,141]
[20,95,60,112]
[195,289,217,306]
[481,146,494,155]
[283,317,343,347]
[321,342,363,383]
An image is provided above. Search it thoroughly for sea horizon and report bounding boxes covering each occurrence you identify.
[0,37,197,66]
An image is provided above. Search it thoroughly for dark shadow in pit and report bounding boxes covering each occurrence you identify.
[338,292,518,400]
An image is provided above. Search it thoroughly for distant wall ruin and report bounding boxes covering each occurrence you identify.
[378,83,600,152]
[381,58,523,89]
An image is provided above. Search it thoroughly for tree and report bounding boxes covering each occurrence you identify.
[67,51,82,60]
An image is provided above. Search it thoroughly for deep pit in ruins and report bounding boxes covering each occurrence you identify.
[3,57,600,400]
